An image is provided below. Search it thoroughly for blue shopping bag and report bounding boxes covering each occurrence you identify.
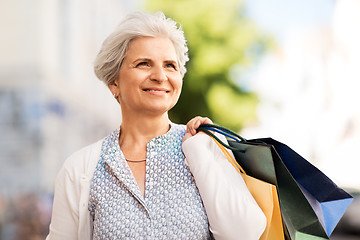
[198,124,353,238]
[257,138,353,236]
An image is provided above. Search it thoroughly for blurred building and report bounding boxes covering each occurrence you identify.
[0,0,136,238]
[243,0,360,191]
[0,0,134,198]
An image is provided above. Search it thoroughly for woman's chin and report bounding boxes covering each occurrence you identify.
[143,104,176,117]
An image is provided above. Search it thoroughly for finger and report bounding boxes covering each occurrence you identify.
[193,117,204,134]
[194,118,202,130]
[203,117,213,124]
[194,117,212,129]
[186,123,196,136]
[188,116,201,135]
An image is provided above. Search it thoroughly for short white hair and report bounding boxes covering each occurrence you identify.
[94,11,189,85]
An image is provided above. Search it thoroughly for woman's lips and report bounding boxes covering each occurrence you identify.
[143,88,170,93]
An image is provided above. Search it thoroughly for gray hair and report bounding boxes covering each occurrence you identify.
[94,11,189,85]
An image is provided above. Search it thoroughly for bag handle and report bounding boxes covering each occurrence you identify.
[208,135,247,175]
[197,124,246,153]
[198,124,246,142]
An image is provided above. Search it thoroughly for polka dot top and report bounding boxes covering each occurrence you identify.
[88,123,212,239]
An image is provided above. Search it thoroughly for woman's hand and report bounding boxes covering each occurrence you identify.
[183,116,213,142]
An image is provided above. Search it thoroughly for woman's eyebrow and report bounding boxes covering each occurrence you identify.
[133,58,152,63]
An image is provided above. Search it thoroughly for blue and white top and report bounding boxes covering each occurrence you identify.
[88,123,211,239]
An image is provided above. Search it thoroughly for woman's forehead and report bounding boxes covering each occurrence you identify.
[126,37,178,60]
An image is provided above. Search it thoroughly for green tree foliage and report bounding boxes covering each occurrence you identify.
[145,0,274,131]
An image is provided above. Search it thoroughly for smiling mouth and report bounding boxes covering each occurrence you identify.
[144,89,169,93]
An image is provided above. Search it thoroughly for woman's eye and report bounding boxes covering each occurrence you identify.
[165,63,176,69]
[136,62,149,67]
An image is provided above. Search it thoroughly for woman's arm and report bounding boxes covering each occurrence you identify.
[182,117,266,240]
[47,140,101,240]
[47,161,81,240]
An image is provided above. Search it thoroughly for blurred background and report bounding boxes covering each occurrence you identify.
[0,0,359,239]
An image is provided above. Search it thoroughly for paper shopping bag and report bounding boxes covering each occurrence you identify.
[209,135,285,240]
[228,140,329,239]
[198,124,332,239]
[257,138,353,236]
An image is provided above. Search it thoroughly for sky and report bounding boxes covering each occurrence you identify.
[241,0,360,191]
[244,0,335,43]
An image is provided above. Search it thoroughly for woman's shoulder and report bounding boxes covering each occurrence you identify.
[170,122,186,134]
[61,138,104,179]
[65,139,103,164]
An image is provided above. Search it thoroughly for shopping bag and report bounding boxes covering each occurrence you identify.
[208,134,285,240]
[257,138,353,236]
[221,139,327,239]
[198,124,348,239]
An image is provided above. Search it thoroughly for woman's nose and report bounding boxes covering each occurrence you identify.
[150,66,168,82]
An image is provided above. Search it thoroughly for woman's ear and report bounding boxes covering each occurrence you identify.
[108,79,119,97]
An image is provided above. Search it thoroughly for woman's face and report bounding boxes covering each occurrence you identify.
[112,36,183,117]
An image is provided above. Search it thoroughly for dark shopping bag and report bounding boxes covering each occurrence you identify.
[209,135,285,240]
[198,124,353,240]
[257,138,353,236]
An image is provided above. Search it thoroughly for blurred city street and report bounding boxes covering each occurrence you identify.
[1,0,359,239]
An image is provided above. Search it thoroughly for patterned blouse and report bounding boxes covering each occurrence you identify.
[88,123,211,239]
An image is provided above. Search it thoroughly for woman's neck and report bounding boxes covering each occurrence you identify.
[118,113,170,159]
[120,115,170,141]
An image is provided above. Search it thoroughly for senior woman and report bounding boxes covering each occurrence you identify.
[47,11,266,240]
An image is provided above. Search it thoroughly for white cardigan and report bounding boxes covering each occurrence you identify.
[183,133,266,240]
[47,133,266,240]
